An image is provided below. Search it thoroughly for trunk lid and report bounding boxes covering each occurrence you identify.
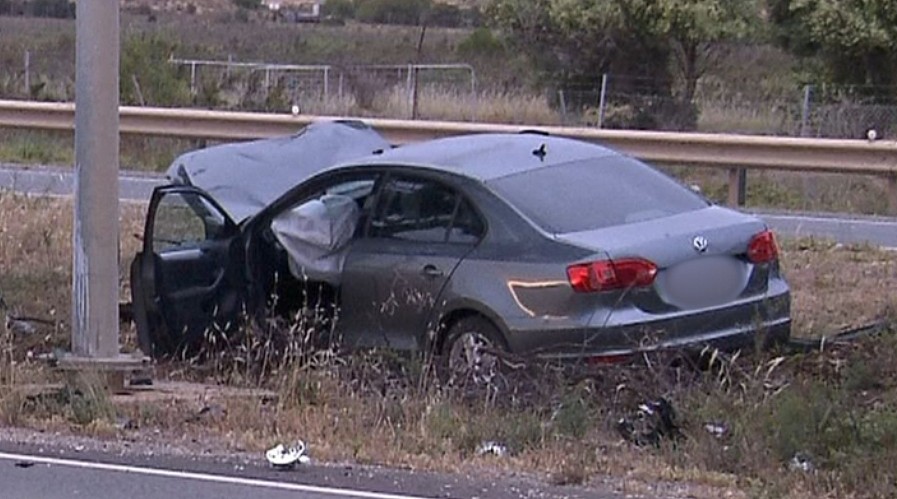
[556,206,769,311]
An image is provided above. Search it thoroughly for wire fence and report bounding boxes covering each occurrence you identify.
[3,49,897,138]
[548,75,897,139]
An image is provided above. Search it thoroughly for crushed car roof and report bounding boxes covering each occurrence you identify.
[349,132,619,181]
[166,121,390,221]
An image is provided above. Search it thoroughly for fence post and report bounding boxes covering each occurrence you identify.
[323,66,329,101]
[406,64,414,116]
[558,90,567,124]
[264,68,271,98]
[411,66,420,119]
[469,66,477,120]
[800,84,812,137]
[338,72,344,101]
[23,50,30,95]
[598,73,608,128]
[190,62,197,95]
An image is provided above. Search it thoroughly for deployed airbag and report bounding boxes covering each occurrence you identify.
[271,194,360,285]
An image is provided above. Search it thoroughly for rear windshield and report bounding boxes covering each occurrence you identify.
[487,157,708,233]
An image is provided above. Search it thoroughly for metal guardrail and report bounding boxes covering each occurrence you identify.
[2,99,897,212]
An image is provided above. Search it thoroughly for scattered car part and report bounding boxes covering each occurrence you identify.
[703,422,728,439]
[475,441,508,457]
[789,452,815,473]
[266,442,310,469]
[616,397,682,446]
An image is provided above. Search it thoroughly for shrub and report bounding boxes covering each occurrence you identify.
[120,34,192,107]
[322,0,355,20]
[427,3,462,27]
[355,0,431,26]
[28,0,74,18]
[457,28,504,59]
[232,0,261,9]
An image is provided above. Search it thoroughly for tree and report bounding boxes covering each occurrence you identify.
[232,0,262,9]
[355,0,432,25]
[30,0,75,18]
[120,34,192,107]
[654,0,760,105]
[488,0,761,128]
[322,0,355,20]
[769,0,897,86]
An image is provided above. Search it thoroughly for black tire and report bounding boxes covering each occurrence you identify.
[441,316,508,384]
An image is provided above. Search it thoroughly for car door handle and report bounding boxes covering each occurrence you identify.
[421,264,444,278]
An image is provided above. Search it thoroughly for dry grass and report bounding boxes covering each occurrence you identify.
[0,192,146,349]
[666,166,894,216]
[782,238,897,336]
[376,86,561,124]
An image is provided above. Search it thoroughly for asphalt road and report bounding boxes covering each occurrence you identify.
[0,440,622,499]
[3,163,897,248]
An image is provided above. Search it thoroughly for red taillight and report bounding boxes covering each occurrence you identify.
[566,258,658,293]
[748,230,778,263]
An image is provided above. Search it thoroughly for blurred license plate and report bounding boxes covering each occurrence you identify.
[662,256,746,308]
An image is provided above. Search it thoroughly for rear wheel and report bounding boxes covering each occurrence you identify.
[442,316,507,385]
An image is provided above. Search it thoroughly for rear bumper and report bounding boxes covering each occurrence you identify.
[506,288,791,360]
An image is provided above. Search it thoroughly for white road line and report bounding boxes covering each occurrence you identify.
[0,452,434,499]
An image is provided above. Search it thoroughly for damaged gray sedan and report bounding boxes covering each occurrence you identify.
[130,121,791,369]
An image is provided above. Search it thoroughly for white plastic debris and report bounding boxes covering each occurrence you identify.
[475,441,508,457]
[789,452,815,473]
[266,441,311,470]
[703,422,728,439]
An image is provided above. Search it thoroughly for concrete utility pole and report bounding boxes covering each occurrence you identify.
[73,2,120,358]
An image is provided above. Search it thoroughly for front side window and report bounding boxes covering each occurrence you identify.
[152,191,227,253]
[370,176,483,244]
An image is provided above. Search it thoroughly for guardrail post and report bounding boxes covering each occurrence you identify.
[888,175,897,216]
[728,167,746,207]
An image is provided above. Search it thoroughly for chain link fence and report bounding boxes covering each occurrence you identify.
[554,75,897,139]
[3,47,897,138]
[797,84,897,139]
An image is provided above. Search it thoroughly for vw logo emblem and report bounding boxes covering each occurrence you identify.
[692,236,709,253]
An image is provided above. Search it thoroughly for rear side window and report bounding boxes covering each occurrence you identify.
[370,176,484,244]
[487,157,707,233]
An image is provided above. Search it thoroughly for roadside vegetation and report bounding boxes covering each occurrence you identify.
[2,192,897,497]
